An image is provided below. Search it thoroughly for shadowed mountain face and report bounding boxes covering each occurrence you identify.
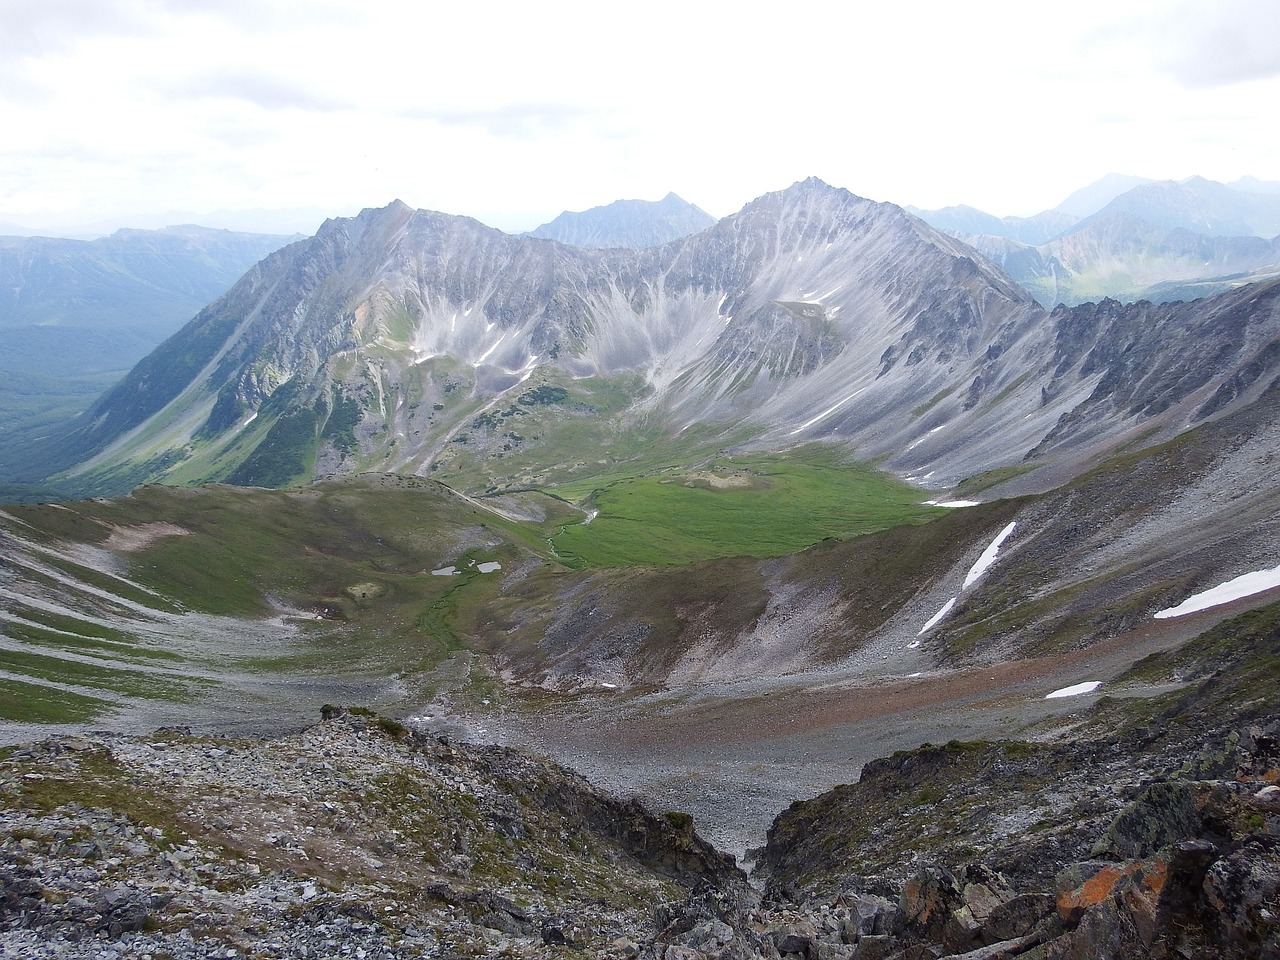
[0,225,302,483]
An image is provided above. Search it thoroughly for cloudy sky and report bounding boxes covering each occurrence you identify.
[2,0,1278,236]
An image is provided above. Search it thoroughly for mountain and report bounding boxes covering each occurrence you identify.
[1229,175,1280,195]
[4,178,1280,957]
[1076,176,1280,238]
[966,213,1280,306]
[0,225,302,460]
[1051,173,1155,218]
[929,177,1280,307]
[0,225,304,371]
[24,180,1037,493]
[906,204,1077,245]
[19,178,1280,510]
[525,192,715,248]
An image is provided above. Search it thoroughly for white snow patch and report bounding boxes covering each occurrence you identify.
[477,562,502,574]
[963,522,1017,589]
[919,597,957,635]
[600,682,618,689]
[241,412,258,428]
[926,500,981,508]
[906,424,947,452]
[475,334,506,366]
[1046,680,1102,699]
[789,386,866,435]
[1154,563,1280,619]
[583,510,599,525]
[431,566,458,576]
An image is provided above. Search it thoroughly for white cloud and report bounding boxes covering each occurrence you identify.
[0,0,1277,235]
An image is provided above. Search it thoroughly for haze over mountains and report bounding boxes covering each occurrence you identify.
[911,174,1280,306]
[0,225,301,464]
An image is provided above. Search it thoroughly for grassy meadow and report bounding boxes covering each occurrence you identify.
[549,447,946,567]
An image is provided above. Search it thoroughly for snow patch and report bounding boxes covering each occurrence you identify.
[431,566,458,576]
[926,500,981,508]
[789,386,867,435]
[475,334,507,366]
[1154,563,1280,619]
[963,522,1017,589]
[919,597,957,635]
[1046,681,1102,699]
[476,562,502,574]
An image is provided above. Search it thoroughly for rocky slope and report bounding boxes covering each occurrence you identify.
[0,707,746,959]
[4,613,1279,960]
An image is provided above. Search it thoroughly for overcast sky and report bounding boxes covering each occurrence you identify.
[3,0,1279,237]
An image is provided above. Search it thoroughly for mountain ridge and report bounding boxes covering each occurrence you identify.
[525,191,715,248]
[39,179,1051,496]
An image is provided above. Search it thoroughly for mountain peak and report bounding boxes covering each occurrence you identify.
[1053,174,1155,219]
[526,193,714,249]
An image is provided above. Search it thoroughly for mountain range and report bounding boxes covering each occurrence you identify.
[2,175,1280,957]
[0,225,301,466]
[912,175,1280,306]
[14,178,1276,513]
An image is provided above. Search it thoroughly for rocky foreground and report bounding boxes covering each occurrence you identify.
[3,602,1280,960]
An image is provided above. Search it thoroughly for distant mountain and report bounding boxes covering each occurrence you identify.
[0,224,303,376]
[924,176,1280,306]
[0,219,41,237]
[0,225,301,461]
[966,213,1280,307]
[907,204,1077,245]
[525,192,715,248]
[1051,173,1155,218]
[1228,176,1280,195]
[1077,177,1280,238]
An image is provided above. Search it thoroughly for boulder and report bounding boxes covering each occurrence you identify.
[1089,780,1202,861]
[899,865,963,941]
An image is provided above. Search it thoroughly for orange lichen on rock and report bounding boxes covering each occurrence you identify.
[1058,857,1167,925]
